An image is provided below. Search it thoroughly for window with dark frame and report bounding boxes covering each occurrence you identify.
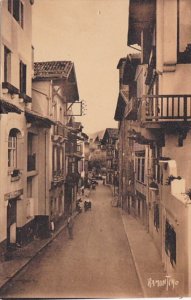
[135,151,145,184]
[8,0,12,13]
[8,131,17,168]
[4,46,11,83]
[8,0,24,28]
[20,61,27,94]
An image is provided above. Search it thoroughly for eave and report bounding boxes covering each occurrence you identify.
[25,110,55,128]
[0,99,22,114]
[114,93,127,121]
[128,0,156,46]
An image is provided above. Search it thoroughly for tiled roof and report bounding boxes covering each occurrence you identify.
[34,61,73,79]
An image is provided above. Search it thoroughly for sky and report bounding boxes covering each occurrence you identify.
[32,0,130,134]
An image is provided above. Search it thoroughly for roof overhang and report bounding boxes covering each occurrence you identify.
[25,110,55,128]
[128,0,156,46]
[114,93,127,121]
[0,99,22,114]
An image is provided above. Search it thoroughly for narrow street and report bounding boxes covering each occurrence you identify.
[1,183,143,299]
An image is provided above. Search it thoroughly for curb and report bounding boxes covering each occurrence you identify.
[120,209,147,298]
[0,212,79,292]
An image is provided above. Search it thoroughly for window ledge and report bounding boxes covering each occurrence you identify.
[11,175,21,182]
[19,93,32,103]
[27,170,38,177]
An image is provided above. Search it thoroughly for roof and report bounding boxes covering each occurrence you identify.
[102,128,119,144]
[0,99,22,114]
[123,54,141,84]
[117,57,126,69]
[106,128,119,139]
[128,0,156,46]
[34,61,73,80]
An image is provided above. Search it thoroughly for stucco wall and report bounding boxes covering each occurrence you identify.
[1,0,32,96]
[163,131,191,189]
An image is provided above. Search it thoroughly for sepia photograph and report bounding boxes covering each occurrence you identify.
[0,0,190,298]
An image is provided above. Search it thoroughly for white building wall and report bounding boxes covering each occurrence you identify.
[1,0,32,96]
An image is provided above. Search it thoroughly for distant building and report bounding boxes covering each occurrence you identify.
[101,128,119,187]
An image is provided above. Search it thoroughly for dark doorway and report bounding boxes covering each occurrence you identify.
[7,198,17,249]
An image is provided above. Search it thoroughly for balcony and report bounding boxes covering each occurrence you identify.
[65,144,83,158]
[125,97,139,120]
[27,154,36,172]
[52,123,67,142]
[135,95,191,124]
[52,170,65,184]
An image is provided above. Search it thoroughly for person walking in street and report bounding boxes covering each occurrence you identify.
[67,215,74,239]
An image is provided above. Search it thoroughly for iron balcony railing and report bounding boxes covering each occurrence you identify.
[127,95,191,122]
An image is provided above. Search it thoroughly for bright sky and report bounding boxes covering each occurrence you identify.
[32,0,130,134]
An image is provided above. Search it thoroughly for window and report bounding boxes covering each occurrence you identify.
[8,0,24,28]
[152,146,161,183]
[53,146,57,173]
[135,151,145,183]
[59,107,63,123]
[8,131,17,168]
[20,61,27,94]
[4,46,11,83]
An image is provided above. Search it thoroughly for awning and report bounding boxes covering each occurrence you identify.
[0,99,22,114]
[25,110,55,128]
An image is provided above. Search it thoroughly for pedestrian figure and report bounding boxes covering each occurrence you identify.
[67,215,74,239]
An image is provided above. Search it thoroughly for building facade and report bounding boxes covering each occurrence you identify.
[0,2,84,259]
[101,128,119,189]
[115,0,191,295]
[32,61,80,227]
[0,0,43,257]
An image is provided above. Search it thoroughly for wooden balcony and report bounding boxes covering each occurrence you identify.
[137,95,191,123]
[145,95,191,122]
